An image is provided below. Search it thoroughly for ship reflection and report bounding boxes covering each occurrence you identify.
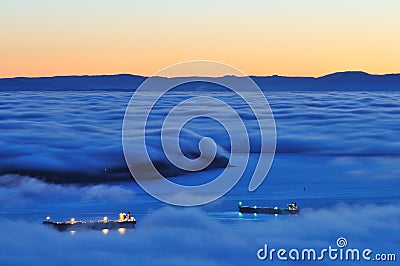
[69,228,131,235]
[118,228,126,235]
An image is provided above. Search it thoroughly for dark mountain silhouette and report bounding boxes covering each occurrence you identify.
[0,71,399,91]
[251,71,400,91]
[0,74,146,91]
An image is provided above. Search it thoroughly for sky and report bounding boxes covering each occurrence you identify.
[1,0,400,78]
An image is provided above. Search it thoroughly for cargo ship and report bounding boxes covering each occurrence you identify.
[43,212,136,232]
[238,202,300,215]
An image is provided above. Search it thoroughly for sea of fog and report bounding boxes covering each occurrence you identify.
[0,90,399,265]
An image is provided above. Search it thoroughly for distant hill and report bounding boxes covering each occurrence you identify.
[251,71,400,91]
[0,74,146,91]
[0,71,399,91]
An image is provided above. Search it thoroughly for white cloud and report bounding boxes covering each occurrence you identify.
[0,175,134,204]
[0,204,398,266]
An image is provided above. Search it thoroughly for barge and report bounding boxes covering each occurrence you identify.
[238,202,300,215]
[43,212,136,232]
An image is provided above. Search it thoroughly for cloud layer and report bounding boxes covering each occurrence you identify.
[0,204,398,266]
[0,174,135,205]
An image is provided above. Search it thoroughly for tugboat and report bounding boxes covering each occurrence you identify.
[43,212,136,232]
[238,202,300,215]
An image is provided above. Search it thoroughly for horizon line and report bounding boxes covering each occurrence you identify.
[2,70,400,80]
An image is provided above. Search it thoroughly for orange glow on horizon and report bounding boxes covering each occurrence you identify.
[1,1,399,78]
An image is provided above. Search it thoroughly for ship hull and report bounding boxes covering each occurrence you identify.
[238,206,300,215]
[43,220,136,232]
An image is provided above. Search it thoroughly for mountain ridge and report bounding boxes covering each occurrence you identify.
[0,71,399,91]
